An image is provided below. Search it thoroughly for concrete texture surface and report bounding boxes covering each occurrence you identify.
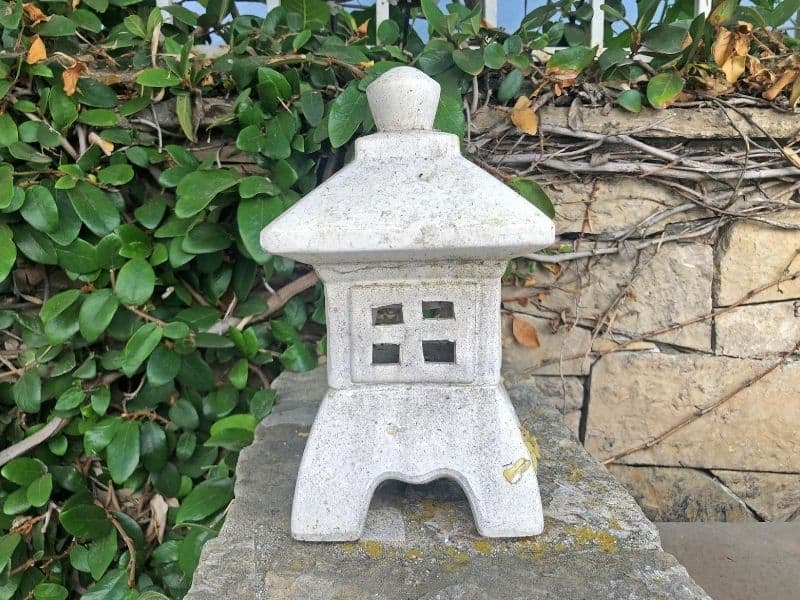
[657,523,800,600]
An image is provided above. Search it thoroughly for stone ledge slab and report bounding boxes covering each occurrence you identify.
[187,367,708,600]
[539,106,800,139]
[586,353,800,472]
[715,301,800,357]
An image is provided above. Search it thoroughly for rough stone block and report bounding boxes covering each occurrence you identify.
[712,470,800,522]
[715,301,800,357]
[546,177,709,236]
[187,368,709,600]
[504,375,584,414]
[501,313,591,375]
[715,211,800,306]
[506,242,713,350]
[608,465,756,522]
[586,353,800,472]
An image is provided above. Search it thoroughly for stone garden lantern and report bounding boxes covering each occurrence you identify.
[260,67,555,541]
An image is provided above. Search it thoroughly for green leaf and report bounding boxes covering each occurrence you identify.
[0,113,18,147]
[32,583,68,600]
[116,258,155,305]
[507,177,556,218]
[140,421,168,472]
[107,420,140,484]
[137,68,181,88]
[498,69,524,104]
[169,398,199,430]
[239,176,279,199]
[0,164,13,209]
[483,42,506,69]
[644,21,692,54]
[13,370,42,413]
[67,181,121,236]
[40,289,81,323]
[228,358,249,390]
[176,94,195,142]
[37,15,77,37]
[20,185,58,233]
[1,457,46,486]
[420,0,447,36]
[81,569,127,600]
[98,164,134,186]
[547,45,596,74]
[77,109,118,127]
[54,386,85,411]
[3,487,31,515]
[282,0,330,28]
[60,504,112,540]
[91,387,111,416]
[57,238,100,273]
[617,89,642,113]
[87,528,116,581]
[328,83,368,149]
[0,225,16,282]
[279,342,317,372]
[79,289,119,342]
[210,413,256,436]
[121,323,163,376]
[146,345,181,386]
[237,196,282,264]
[452,48,485,75]
[182,222,231,254]
[26,473,53,507]
[175,169,238,218]
[378,19,400,45]
[299,90,325,126]
[646,72,685,109]
[0,533,21,571]
[176,477,234,523]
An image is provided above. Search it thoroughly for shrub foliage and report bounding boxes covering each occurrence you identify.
[0,0,797,597]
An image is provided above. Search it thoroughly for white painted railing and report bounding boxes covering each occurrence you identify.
[260,1,716,51]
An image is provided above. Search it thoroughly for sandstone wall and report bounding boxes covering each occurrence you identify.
[483,106,800,523]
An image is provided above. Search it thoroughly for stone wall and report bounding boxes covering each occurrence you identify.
[482,106,800,523]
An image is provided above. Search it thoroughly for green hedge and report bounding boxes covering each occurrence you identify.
[0,0,797,598]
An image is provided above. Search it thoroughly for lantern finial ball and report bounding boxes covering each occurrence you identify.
[366,66,441,133]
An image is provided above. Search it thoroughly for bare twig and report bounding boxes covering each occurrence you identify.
[0,418,69,468]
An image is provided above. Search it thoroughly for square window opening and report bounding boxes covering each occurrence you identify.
[422,340,456,363]
[373,304,403,325]
[372,343,400,365]
[422,301,455,320]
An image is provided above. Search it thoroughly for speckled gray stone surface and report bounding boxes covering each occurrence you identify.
[186,367,710,600]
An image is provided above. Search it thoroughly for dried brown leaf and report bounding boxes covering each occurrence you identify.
[764,70,798,101]
[712,28,733,67]
[62,61,87,96]
[789,74,800,109]
[567,97,583,131]
[145,494,169,544]
[88,132,113,156]
[510,96,538,135]
[512,315,541,349]
[721,54,747,84]
[22,3,49,25]
[26,35,46,65]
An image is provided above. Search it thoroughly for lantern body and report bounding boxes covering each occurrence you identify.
[261,67,555,541]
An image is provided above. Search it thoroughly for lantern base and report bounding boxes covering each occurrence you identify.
[290,384,544,541]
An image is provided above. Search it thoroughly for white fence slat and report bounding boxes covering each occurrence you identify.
[483,0,498,27]
[590,0,605,50]
[266,0,280,12]
[376,0,390,27]
[694,0,712,16]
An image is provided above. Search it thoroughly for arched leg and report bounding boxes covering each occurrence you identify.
[461,467,544,538]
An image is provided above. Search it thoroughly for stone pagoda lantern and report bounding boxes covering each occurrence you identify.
[260,67,555,541]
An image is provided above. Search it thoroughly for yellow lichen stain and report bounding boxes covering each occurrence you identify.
[441,546,470,572]
[514,538,547,560]
[568,467,584,482]
[404,548,424,560]
[608,518,622,531]
[339,542,356,555]
[554,542,567,552]
[566,525,618,553]
[520,426,540,470]
[288,559,303,570]
[421,498,436,520]
[472,539,492,555]
[359,540,385,559]
[503,457,532,483]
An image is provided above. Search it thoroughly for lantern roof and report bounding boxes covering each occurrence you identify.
[261,67,554,264]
